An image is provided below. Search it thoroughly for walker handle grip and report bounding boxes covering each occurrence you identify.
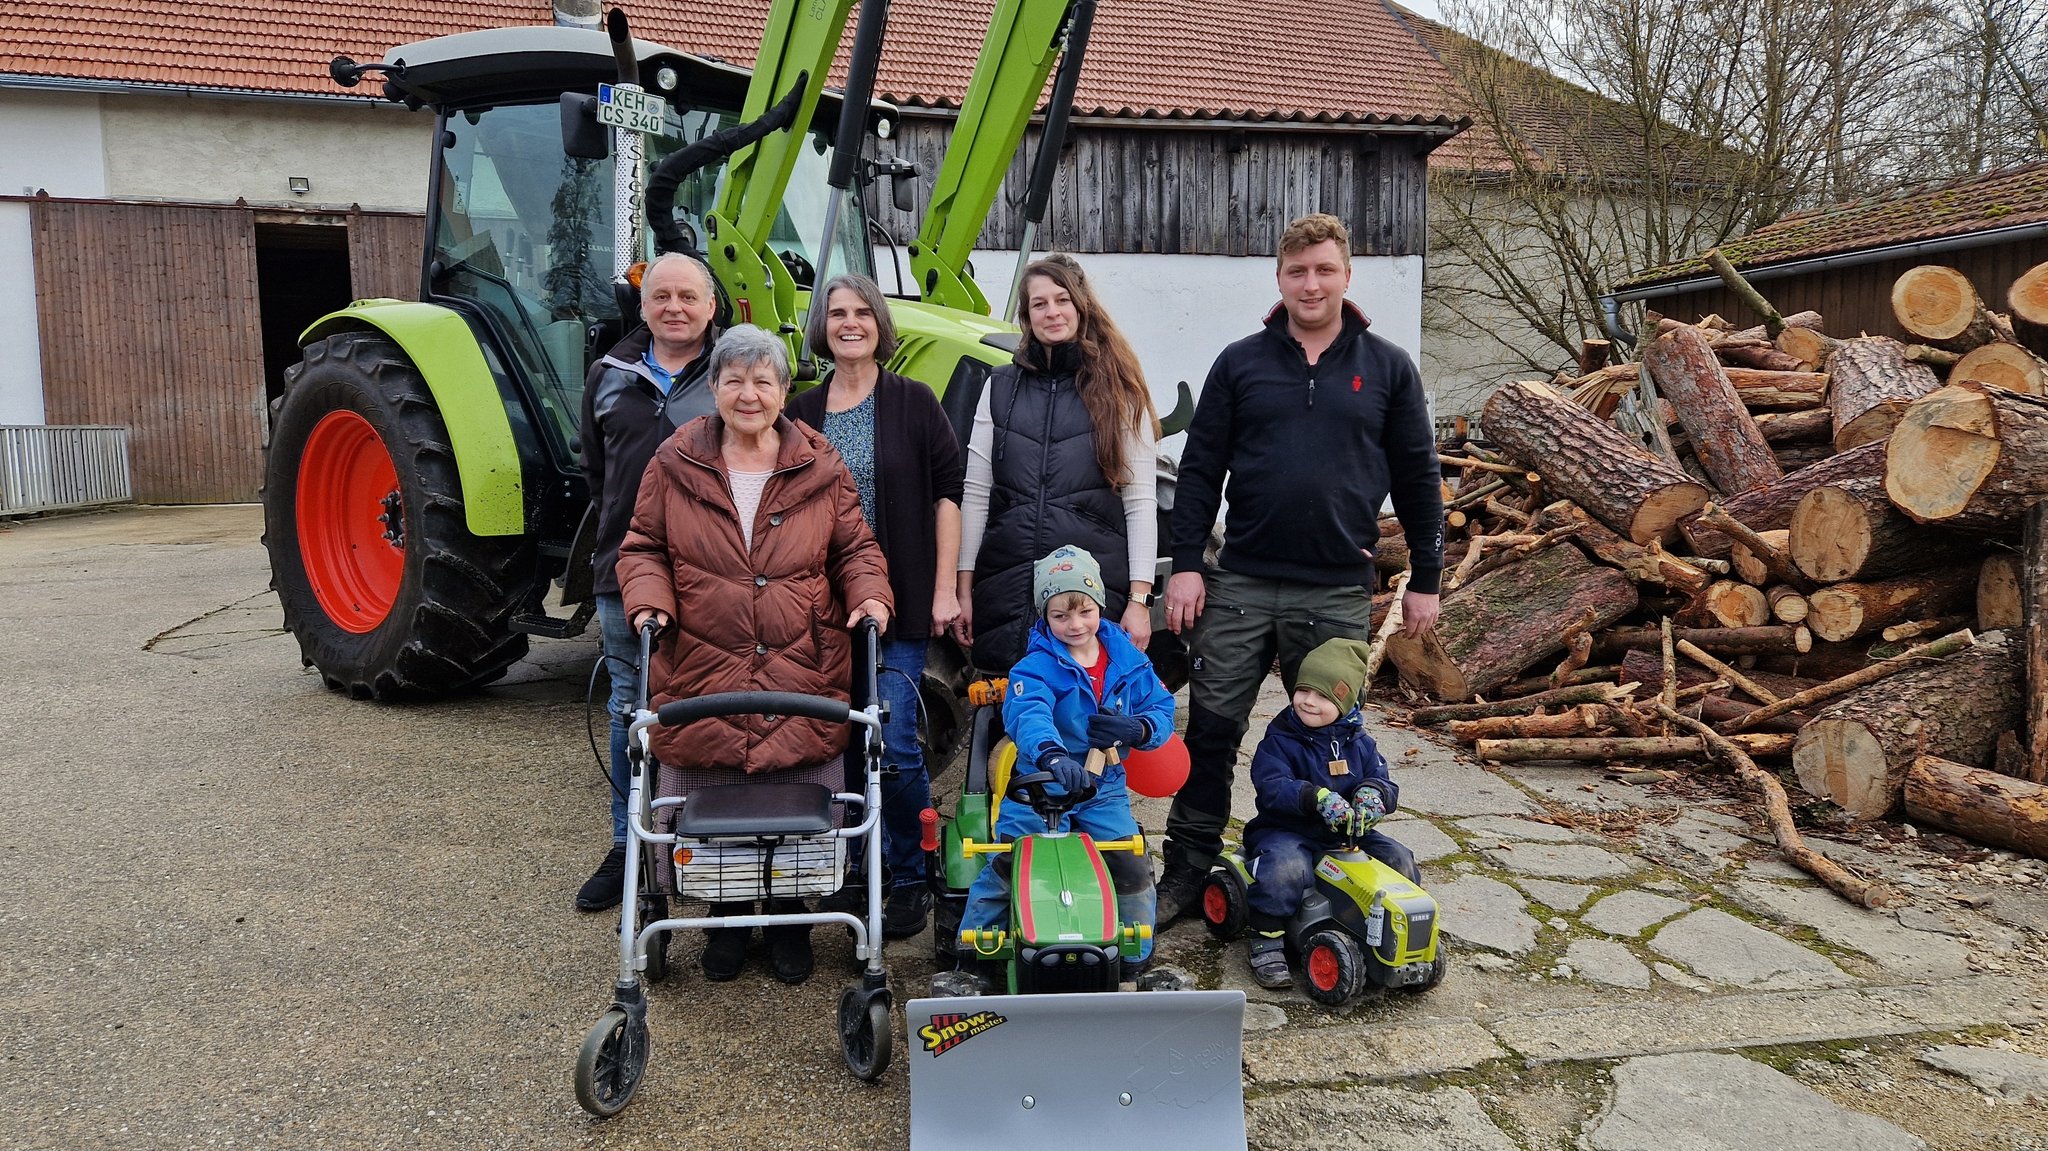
[655,691,852,727]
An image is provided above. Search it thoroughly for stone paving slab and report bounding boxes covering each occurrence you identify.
[1636,817,1754,873]
[1488,974,2040,1063]
[1434,875,1540,955]
[1648,909,1855,990]
[1384,816,1461,863]
[1917,1044,2048,1102]
[1483,841,1637,881]
[1582,891,1692,937]
[1455,814,1583,843]
[1583,1051,1925,1151]
[1514,878,1596,912]
[1246,1085,1519,1151]
[1564,937,1653,989]
[1244,1018,1506,1086]
[1496,765,1687,812]
[1730,881,1973,980]
[1398,760,1539,818]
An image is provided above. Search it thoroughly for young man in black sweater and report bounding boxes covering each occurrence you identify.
[1155,213,1445,924]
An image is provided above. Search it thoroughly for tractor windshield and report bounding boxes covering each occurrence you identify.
[430,101,872,464]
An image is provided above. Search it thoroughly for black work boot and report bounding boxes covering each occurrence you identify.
[575,842,627,912]
[765,900,815,985]
[883,885,933,940]
[1153,839,1212,927]
[701,902,752,981]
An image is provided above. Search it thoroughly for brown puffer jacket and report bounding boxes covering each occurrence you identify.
[617,414,893,774]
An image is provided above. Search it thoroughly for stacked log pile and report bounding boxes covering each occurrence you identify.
[1381,258,2048,873]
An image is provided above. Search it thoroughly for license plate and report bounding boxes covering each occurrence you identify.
[597,83,667,136]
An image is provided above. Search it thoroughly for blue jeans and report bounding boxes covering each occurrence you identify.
[596,593,641,845]
[875,637,931,887]
[961,776,1156,963]
[1245,827,1419,928]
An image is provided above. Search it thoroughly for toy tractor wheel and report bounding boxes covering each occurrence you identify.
[1302,930,1365,1006]
[1200,870,1248,941]
[573,1008,648,1117]
[264,330,536,699]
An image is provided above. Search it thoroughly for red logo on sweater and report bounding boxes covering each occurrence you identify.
[1352,375,1363,392]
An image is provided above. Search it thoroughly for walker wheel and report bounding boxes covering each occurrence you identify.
[1200,870,1247,940]
[1303,930,1365,1007]
[838,987,893,1082]
[574,1009,648,1117]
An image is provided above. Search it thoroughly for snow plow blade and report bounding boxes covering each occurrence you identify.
[906,990,1247,1149]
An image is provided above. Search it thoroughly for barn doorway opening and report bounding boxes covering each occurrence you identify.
[254,223,352,408]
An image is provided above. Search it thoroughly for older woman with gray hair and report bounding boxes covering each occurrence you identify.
[617,323,893,986]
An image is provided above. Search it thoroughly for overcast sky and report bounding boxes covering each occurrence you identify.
[1402,0,1445,20]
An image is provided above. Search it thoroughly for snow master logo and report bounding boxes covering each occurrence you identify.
[919,1009,1007,1057]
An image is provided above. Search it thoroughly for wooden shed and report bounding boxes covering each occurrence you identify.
[1606,162,2048,357]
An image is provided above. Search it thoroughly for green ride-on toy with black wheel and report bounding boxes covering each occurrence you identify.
[1200,841,1448,1005]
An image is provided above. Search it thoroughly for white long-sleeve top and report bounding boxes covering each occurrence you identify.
[956,384,1158,585]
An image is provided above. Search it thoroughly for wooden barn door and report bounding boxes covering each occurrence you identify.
[31,201,265,504]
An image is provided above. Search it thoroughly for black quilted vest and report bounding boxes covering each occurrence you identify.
[973,344,1130,671]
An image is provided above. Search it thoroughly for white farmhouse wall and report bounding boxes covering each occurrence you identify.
[0,90,108,424]
[0,203,45,424]
[100,96,433,211]
[880,248,1426,452]
[0,90,109,198]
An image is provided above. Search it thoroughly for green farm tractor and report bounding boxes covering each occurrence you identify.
[263,1,1108,717]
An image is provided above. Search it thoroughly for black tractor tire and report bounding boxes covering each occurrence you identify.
[264,330,537,699]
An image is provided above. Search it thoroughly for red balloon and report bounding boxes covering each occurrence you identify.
[1124,732,1190,798]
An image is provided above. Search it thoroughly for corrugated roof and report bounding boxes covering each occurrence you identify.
[1617,160,2048,290]
[0,0,1470,127]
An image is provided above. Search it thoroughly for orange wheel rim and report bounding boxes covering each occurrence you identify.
[297,410,403,633]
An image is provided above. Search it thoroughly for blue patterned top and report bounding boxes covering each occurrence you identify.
[821,388,879,529]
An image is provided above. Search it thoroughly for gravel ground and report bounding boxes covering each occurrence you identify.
[0,505,921,1150]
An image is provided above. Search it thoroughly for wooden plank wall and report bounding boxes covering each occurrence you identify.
[1645,235,2048,358]
[31,201,266,504]
[348,211,426,301]
[872,117,1432,257]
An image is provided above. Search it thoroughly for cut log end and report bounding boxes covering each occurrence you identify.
[1885,385,2003,524]
[1627,482,1714,544]
[1790,486,1874,584]
[1892,265,1993,344]
[1952,342,2048,395]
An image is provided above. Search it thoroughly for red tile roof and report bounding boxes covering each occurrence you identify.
[0,0,1470,128]
[1617,160,2048,290]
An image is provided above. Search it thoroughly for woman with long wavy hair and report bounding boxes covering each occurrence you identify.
[952,254,1160,672]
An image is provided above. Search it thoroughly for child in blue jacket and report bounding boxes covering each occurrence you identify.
[1242,636,1419,989]
[958,545,1178,977]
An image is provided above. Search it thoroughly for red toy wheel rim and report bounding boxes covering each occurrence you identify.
[296,410,403,634]
[1307,943,1341,991]
[1202,883,1228,924]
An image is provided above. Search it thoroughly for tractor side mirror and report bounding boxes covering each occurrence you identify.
[870,155,918,214]
[560,92,609,160]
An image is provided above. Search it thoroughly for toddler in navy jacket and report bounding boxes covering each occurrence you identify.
[1241,637,1419,989]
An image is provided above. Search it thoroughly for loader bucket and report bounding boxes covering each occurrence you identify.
[906,990,1248,1150]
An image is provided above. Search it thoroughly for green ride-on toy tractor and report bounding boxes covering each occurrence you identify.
[1201,841,1449,1005]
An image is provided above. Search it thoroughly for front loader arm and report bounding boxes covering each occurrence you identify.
[908,0,1077,315]
[704,0,858,334]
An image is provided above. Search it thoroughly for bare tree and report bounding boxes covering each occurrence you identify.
[1894,0,2048,175]
[1421,0,1945,382]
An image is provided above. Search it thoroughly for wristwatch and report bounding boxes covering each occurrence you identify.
[1132,591,1158,607]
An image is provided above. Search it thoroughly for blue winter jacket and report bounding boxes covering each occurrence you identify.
[1244,706,1400,847]
[1003,618,1177,792]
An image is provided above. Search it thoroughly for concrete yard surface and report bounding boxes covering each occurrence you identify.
[5,505,2048,1151]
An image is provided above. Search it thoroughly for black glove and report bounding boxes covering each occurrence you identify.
[1037,749,1090,794]
[1085,713,1149,751]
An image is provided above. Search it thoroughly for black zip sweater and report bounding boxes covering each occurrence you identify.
[1169,302,1444,593]
[578,325,717,596]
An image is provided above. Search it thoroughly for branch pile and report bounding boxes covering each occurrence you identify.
[1380,259,2048,872]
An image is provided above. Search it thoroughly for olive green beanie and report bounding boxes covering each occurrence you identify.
[1296,637,1373,714]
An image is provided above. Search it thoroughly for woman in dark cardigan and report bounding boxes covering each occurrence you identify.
[789,273,964,940]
